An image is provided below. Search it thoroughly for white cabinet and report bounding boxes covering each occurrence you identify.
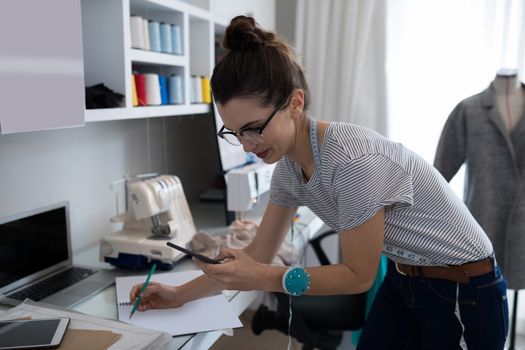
[0,0,276,131]
[82,0,228,122]
[0,0,85,134]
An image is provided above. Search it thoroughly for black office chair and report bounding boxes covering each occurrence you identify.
[251,230,367,350]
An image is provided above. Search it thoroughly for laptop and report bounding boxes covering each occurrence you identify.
[0,201,116,308]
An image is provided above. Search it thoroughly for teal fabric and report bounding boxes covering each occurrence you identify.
[351,255,388,346]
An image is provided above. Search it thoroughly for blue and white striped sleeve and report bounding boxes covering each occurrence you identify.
[334,154,414,230]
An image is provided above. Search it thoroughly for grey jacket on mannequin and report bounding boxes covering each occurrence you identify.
[434,83,525,289]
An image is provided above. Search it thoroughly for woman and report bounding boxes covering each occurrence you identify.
[131,16,508,349]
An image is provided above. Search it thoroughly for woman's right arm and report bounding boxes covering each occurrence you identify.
[130,273,226,311]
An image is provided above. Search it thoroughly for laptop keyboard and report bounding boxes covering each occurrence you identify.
[8,267,97,302]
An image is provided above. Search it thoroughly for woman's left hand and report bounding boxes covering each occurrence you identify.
[193,247,266,291]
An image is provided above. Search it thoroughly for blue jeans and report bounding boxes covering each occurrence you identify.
[357,260,509,350]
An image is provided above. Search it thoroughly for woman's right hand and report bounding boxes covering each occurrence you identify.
[129,281,185,311]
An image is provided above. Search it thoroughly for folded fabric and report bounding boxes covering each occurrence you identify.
[85,83,125,109]
[190,220,295,266]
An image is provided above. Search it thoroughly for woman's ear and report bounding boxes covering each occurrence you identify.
[290,89,304,118]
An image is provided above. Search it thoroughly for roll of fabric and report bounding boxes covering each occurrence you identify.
[168,75,183,104]
[148,20,161,52]
[142,18,150,50]
[131,74,138,106]
[191,75,202,103]
[160,23,173,54]
[134,74,147,106]
[201,76,211,103]
[144,73,161,105]
[171,25,182,55]
[159,75,168,105]
[130,16,144,49]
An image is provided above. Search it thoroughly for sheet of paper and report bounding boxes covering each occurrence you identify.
[116,269,242,336]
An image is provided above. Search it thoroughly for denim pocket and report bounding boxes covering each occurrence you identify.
[476,276,509,345]
[499,293,509,340]
[424,277,476,305]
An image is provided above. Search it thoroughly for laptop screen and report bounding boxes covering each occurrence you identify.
[0,205,69,291]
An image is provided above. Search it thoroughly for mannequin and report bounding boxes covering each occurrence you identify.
[434,69,525,349]
[493,68,525,131]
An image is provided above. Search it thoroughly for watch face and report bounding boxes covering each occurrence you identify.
[283,267,310,296]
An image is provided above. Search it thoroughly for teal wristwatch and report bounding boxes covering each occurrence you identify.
[282,266,310,296]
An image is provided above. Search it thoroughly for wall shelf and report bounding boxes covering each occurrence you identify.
[85,104,210,122]
[81,0,220,122]
[129,49,187,66]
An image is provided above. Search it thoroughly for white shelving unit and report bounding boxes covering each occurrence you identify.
[81,0,228,123]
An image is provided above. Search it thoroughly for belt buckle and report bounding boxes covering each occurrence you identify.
[395,262,407,276]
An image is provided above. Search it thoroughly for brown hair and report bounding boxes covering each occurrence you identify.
[210,16,310,110]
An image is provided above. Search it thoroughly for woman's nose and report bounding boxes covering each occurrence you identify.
[241,139,256,152]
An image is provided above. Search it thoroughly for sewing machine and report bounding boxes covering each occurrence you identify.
[225,162,276,220]
[100,175,196,270]
[225,162,326,264]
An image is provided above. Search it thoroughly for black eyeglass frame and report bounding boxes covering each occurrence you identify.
[217,96,289,146]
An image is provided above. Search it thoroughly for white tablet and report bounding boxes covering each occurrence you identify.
[0,318,70,349]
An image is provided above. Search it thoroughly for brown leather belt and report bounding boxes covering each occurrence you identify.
[395,256,495,284]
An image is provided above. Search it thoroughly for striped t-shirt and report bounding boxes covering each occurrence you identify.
[270,122,493,266]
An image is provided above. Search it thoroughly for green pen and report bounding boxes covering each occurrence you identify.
[129,263,157,319]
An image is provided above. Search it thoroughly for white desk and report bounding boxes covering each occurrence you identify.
[0,243,260,350]
[0,203,324,349]
[87,247,263,349]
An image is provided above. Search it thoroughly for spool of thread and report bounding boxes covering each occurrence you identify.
[201,76,211,103]
[148,20,161,52]
[160,23,173,54]
[191,75,202,103]
[144,73,161,105]
[171,25,182,55]
[134,74,147,106]
[142,18,150,50]
[168,75,183,104]
[159,75,168,105]
[130,16,144,49]
[131,74,138,106]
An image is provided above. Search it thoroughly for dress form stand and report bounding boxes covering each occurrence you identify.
[509,291,519,350]
[494,68,524,349]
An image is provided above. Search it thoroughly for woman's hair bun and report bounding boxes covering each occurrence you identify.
[222,15,275,51]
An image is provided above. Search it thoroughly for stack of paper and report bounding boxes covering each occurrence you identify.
[0,299,171,350]
[116,270,242,336]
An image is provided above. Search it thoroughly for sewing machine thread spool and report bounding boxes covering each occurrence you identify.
[160,23,173,53]
[142,18,150,50]
[171,25,182,55]
[148,20,161,52]
[168,75,183,104]
[144,73,161,105]
[130,16,144,49]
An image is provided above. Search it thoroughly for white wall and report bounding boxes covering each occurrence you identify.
[0,120,153,252]
[275,0,297,44]
[0,115,221,255]
[212,0,275,30]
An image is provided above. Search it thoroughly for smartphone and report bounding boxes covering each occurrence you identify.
[166,242,221,264]
[0,317,70,350]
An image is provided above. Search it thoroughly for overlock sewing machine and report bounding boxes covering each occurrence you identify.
[100,175,196,270]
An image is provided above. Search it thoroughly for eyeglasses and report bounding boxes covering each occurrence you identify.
[217,96,288,146]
